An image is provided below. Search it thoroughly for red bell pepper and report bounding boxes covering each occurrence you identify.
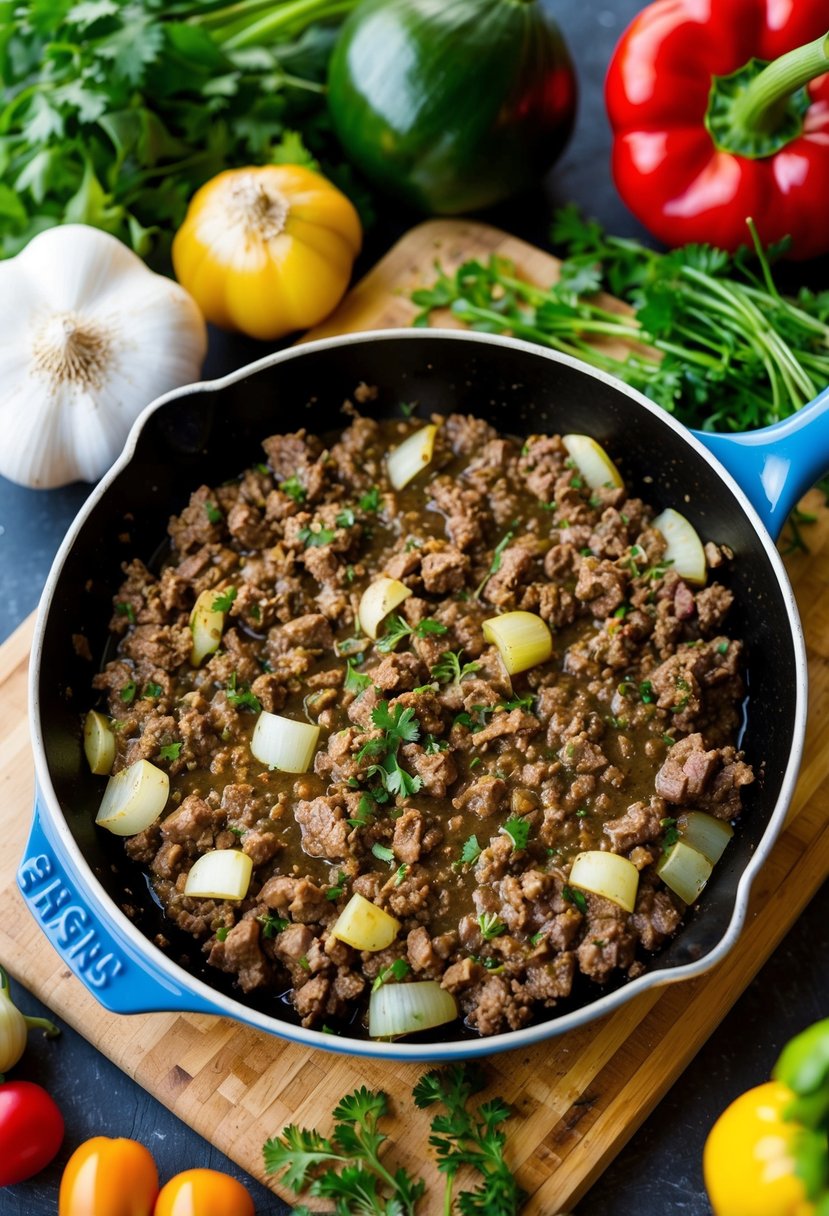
[605,1,829,259]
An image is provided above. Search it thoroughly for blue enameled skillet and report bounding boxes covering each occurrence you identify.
[19,329,829,1061]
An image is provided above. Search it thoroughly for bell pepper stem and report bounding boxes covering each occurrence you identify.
[731,31,829,135]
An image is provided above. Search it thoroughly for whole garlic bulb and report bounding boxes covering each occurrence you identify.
[0,224,207,488]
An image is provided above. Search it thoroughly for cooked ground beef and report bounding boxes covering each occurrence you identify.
[88,413,753,1039]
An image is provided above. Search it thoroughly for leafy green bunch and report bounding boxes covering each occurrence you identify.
[0,0,367,262]
[412,205,829,436]
[263,1063,525,1215]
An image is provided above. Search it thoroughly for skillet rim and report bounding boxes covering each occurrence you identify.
[26,327,808,1061]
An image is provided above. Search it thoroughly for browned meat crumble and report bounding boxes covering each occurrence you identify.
[90,411,753,1037]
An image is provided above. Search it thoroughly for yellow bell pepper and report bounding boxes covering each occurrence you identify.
[703,1081,815,1216]
[172,164,362,340]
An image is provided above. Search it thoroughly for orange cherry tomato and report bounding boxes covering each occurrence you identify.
[59,1136,159,1216]
[153,1168,255,1216]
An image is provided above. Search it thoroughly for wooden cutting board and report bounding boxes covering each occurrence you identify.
[3,219,829,1214]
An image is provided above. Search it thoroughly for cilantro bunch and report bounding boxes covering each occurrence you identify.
[412,206,829,436]
[0,0,368,262]
[263,1064,525,1215]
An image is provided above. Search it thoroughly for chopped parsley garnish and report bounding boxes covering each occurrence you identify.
[326,872,348,901]
[717,641,729,654]
[228,826,244,838]
[204,501,223,524]
[347,793,377,829]
[575,808,589,819]
[529,931,544,947]
[613,604,629,619]
[142,681,162,699]
[372,958,411,992]
[359,486,381,513]
[259,914,289,939]
[158,742,182,761]
[540,501,557,512]
[474,529,515,599]
[345,565,356,584]
[215,926,229,942]
[393,863,409,887]
[298,522,335,548]
[116,601,136,624]
[460,835,482,866]
[424,734,448,754]
[562,885,588,914]
[639,679,655,704]
[226,672,262,713]
[279,475,306,504]
[371,842,395,864]
[430,649,481,686]
[298,955,311,971]
[663,734,676,746]
[344,658,372,695]
[249,603,261,622]
[469,757,482,769]
[404,536,422,553]
[120,680,136,704]
[478,912,507,941]
[661,818,680,849]
[454,695,535,733]
[400,401,416,418]
[500,817,531,850]
[375,613,448,653]
[336,507,356,528]
[211,585,237,613]
[570,475,584,489]
[256,463,270,477]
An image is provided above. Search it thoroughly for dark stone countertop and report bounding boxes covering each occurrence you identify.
[2,1,827,1212]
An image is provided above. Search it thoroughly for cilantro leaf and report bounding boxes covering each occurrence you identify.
[478,912,506,941]
[298,522,336,548]
[359,485,381,513]
[344,658,371,695]
[562,885,588,914]
[375,613,447,653]
[371,958,411,992]
[500,817,531,850]
[459,835,482,866]
[431,649,481,686]
[211,585,237,613]
[279,475,306,503]
[158,741,182,761]
[225,672,261,712]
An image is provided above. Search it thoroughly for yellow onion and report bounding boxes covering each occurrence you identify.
[0,964,59,1078]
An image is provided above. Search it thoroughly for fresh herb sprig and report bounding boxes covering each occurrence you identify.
[376,614,448,654]
[431,650,481,686]
[414,1065,526,1215]
[357,701,423,798]
[412,206,829,438]
[474,531,515,600]
[264,1065,524,1216]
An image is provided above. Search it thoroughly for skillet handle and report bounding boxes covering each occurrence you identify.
[692,385,829,540]
[17,800,225,1019]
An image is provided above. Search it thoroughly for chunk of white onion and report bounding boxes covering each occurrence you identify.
[84,709,115,776]
[358,576,412,640]
[482,610,552,675]
[656,840,713,904]
[562,434,623,490]
[679,812,733,865]
[95,759,169,837]
[369,979,458,1039]
[651,508,707,586]
[184,849,252,900]
[331,892,400,952]
[190,588,226,666]
[251,712,320,773]
[387,424,438,490]
[569,849,640,913]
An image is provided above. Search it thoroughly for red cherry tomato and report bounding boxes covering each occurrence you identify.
[153,1168,255,1216]
[0,1079,64,1185]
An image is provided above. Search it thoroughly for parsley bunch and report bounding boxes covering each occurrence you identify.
[0,0,369,262]
[412,206,829,436]
[263,1065,524,1215]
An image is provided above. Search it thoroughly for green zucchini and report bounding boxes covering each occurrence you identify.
[327,0,577,214]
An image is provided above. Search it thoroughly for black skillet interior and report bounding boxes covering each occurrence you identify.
[38,333,799,1035]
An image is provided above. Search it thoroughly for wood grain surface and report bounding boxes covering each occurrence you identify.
[1,220,827,1214]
